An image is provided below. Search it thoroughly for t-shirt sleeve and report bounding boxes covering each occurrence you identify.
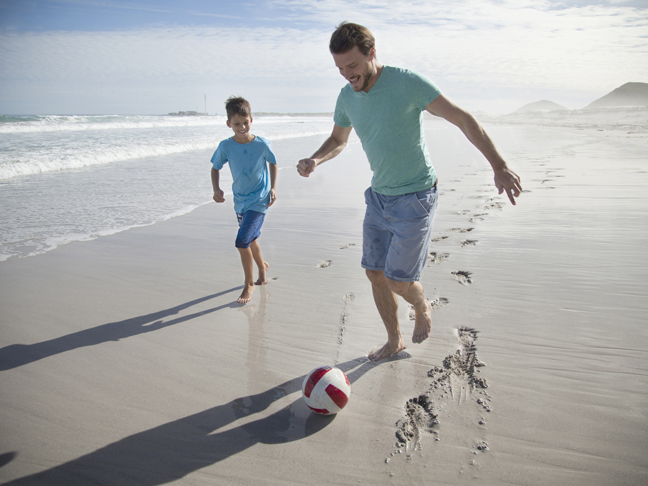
[408,70,442,110]
[333,89,352,128]
[262,138,277,165]
[210,140,228,170]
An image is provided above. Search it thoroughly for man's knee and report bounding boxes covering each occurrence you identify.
[365,269,386,285]
[366,269,414,294]
[385,278,412,296]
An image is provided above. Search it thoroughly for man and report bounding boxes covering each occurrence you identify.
[297,22,522,361]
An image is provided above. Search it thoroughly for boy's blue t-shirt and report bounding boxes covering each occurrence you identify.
[211,135,277,214]
[334,66,441,196]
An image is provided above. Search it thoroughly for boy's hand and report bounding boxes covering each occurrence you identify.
[266,189,277,207]
[297,158,317,177]
[213,189,225,203]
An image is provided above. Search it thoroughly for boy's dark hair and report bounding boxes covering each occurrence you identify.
[225,96,252,120]
[329,22,375,56]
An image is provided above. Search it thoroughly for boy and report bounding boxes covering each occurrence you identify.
[211,96,278,304]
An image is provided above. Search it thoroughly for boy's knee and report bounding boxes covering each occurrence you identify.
[235,236,256,249]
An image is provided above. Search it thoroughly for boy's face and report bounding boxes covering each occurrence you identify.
[227,114,253,142]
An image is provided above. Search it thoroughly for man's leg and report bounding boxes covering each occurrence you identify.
[249,239,269,285]
[366,270,432,361]
[366,269,405,361]
[386,278,432,344]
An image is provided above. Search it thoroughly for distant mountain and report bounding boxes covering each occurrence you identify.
[585,82,648,109]
[513,100,568,114]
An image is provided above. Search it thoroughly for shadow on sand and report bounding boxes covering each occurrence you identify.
[1,356,393,484]
[0,287,242,371]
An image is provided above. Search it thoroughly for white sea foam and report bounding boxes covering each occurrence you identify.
[0,114,332,180]
[0,114,332,261]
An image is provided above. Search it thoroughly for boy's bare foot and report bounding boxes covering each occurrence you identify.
[412,299,432,343]
[255,261,270,286]
[237,284,255,304]
[368,335,406,361]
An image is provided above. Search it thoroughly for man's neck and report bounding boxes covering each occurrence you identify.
[363,63,384,93]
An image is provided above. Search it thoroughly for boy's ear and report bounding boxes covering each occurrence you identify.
[226,119,231,128]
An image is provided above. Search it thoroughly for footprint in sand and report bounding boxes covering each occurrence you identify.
[408,297,449,320]
[337,294,355,347]
[317,260,332,268]
[431,236,449,242]
[428,252,450,264]
[338,244,356,250]
[391,326,489,461]
[484,201,504,210]
[430,297,449,309]
[451,271,473,285]
[451,227,474,233]
[460,239,478,247]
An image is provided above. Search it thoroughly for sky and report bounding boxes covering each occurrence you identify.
[0,0,647,115]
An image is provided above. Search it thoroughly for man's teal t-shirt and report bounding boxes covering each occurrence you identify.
[211,135,277,214]
[334,66,441,196]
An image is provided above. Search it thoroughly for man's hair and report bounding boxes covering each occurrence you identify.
[225,96,252,120]
[329,22,375,56]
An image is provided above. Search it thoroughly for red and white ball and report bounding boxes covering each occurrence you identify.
[302,366,351,415]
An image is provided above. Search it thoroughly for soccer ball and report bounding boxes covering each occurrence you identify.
[302,366,351,415]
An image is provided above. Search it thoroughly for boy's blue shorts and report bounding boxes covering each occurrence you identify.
[235,210,266,249]
[361,185,438,282]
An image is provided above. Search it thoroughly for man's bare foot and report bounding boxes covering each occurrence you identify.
[237,284,255,304]
[255,262,270,286]
[368,336,406,361]
[412,299,432,343]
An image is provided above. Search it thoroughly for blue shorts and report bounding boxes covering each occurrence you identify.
[235,210,266,249]
[361,185,438,282]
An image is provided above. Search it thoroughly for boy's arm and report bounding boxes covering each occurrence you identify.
[266,163,278,207]
[297,124,352,177]
[211,167,225,203]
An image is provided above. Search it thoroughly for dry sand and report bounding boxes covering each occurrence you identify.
[1,116,647,485]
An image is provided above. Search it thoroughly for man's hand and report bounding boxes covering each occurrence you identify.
[297,158,317,177]
[494,167,522,205]
[213,189,225,203]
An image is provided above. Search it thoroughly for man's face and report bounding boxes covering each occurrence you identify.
[332,46,376,92]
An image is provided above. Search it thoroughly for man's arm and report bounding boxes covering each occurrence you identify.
[297,124,353,177]
[425,95,522,205]
[211,167,225,203]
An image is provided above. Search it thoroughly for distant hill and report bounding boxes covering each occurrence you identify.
[585,82,648,109]
[513,100,568,114]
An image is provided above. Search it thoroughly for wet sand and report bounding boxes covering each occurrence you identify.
[1,117,647,485]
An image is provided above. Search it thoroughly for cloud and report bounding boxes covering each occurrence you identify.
[0,0,646,113]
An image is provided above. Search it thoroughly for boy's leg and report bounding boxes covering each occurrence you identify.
[249,239,269,285]
[237,247,256,304]
[235,210,266,304]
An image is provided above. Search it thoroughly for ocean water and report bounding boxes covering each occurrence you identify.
[0,114,333,261]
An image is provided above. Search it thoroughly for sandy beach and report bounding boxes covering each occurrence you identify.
[1,117,647,485]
